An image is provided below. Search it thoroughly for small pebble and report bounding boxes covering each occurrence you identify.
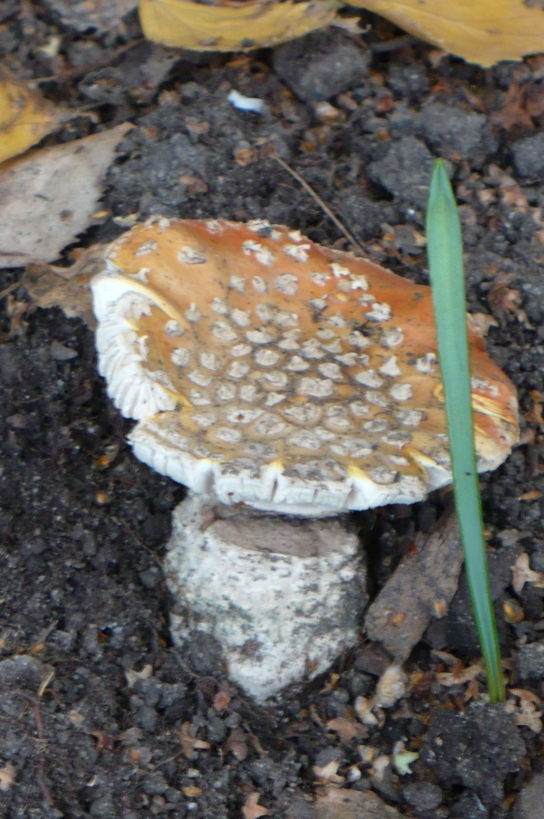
[403,781,443,811]
[50,340,78,361]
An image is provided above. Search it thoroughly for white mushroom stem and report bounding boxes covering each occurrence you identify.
[165,493,367,702]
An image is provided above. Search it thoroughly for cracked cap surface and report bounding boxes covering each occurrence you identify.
[91,217,518,516]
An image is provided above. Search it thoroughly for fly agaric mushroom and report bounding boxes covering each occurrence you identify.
[92,216,518,515]
[91,216,518,701]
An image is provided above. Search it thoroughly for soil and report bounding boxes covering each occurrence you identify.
[2,4,544,818]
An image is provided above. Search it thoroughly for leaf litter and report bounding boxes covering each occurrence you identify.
[0,122,131,267]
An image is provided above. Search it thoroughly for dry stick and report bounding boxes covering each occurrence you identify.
[19,692,55,806]
[32,38,145,85]
[35,734,53,804]
[0,282,20,301]
[271,154,368,257]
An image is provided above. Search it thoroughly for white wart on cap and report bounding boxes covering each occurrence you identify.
[91,217,519,516]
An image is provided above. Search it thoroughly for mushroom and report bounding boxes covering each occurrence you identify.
[92,216,518,514]
[91,216,518,700]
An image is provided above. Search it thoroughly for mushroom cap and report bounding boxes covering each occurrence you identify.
[91,217,518,517]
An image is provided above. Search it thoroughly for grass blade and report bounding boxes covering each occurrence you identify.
[426,159,505,702]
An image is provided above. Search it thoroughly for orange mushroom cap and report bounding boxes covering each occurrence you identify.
[91,217,518,516]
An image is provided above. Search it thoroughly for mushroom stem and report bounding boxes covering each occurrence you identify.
[165,493,367,702]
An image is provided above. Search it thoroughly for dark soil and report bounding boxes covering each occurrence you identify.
[2,4,544,818]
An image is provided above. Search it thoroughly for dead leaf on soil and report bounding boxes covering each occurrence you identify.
[348,0,544,67]
[470,312,499,337]
[326,716,368,743]
[179,721,211,759]
[125,664,153,687]
[313,758,345,785]
[0,763,15,792]
[182,786,202,797]
[436,662,483,687]
[224,727,249,761]
[0,123,131,268]
[139,0,338,51]
[0,66,67,165]
[511,552,544,593]
[315,786,402,819]
[506,689,543,732]
[23,243,107,329]
[242,792,270,819]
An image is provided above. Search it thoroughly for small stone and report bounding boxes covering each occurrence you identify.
[512,133,544,180]
[139,566,160,589]
[50,340,78,361]
[403,782,443,811]
[387,61,429,101]
[516,642,544,681]
[514,773,544,819]
[0,346,22,384]
[134,677,163,707]
[90,795,115,817]
[206,713,227,743]
[420,703,525,806]
[418,103,496,167]
[334,188,382,241]
[135,705,157,733]
[165,788,182,803]
[0,655,52,688]
[448,793,488,819]
[353,643,391,677]
[273,30,370,103]
[142,772,169,795]
[159,682,187,708]
[367,137,434,211]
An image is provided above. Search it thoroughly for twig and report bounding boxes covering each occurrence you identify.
[271,154,368,257]
[32,38,145,85]
[0,282,20,301]
[19,693,55,806]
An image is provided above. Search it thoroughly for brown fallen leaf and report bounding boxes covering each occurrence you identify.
[224,727,248,761]
[179,721,211,759]
[463,676,481,703]
[315,786,402,819]
[313,758,345,785]
[139,0,338,51]
[212,688,232,712]
[506,690,543,733]
[511,553,544,593]
[0,763,15,792]
[491,81,536,134]
[436,662,483,687]
[510,687,542,704]
[0,123,131,267]
[242,792,270,819]
[469,312,499,337]
[327,717,368,743]
[519,490,542,501]
[503,597,525,624]
[348,0,544,67]
[0,67,67,165]
[182,786,202,797]
[23,243,107,329]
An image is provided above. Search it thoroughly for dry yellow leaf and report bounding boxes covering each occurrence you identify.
[0,67,65,165]
[139,0,338,51]
[348,0,544,66]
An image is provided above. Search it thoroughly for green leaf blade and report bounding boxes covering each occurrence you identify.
[426,159,505,702]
